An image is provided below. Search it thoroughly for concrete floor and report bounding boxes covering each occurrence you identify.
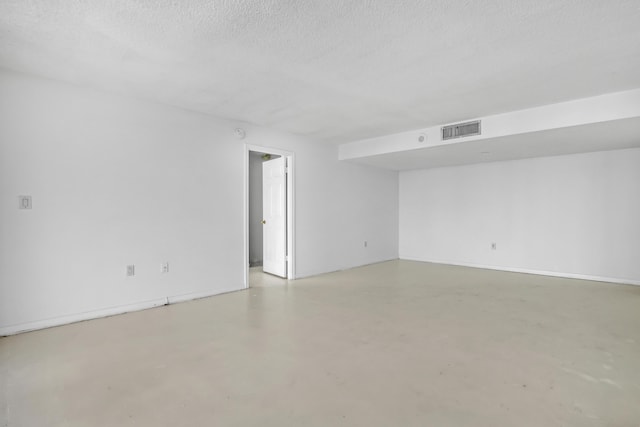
[249,266,289,287]
[1,260,639,426]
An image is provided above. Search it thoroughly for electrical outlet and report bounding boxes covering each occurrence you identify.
[364,241,368,247]
[491,242,497,250]
[161,262,169,273]
[18,195,32,209]
[126,265,135,276]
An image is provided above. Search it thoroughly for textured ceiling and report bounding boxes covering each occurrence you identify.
[1,0,640,143]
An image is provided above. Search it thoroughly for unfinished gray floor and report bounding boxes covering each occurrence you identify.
[249,266,289,287]
[2,260,639,426]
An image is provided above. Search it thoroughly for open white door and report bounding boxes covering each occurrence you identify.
[262,157,287,277]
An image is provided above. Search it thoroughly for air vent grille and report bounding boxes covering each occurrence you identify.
[441,120,481,141]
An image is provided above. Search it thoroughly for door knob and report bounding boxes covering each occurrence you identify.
[261,220,266,224]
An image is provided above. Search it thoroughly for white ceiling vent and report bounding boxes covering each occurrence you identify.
[441,120,481,141]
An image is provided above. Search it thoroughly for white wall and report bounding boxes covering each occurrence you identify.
[399,148,640,285]
[0,70,399,335]
[257,133,399,278]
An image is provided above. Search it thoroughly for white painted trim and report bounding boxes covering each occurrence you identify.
[244,144,296,286]
[294,257,400,280]
[400,255,640,286]
[0,298,167,336]
[243,146,249,289]
[286,153,295,281]
[1,286,248,336]
[167,286,243,304]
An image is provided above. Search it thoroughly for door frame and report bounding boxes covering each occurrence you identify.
[244,144,295,287]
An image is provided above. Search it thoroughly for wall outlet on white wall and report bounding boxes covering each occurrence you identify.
[491,242,497,250]
[161,262,169,273]
[364,241,368,247]
[18,195,32,209]
[126,265,135,276]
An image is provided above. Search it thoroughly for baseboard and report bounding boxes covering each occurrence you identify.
[167,286,243,304]
[1,285,245,337]
[0,298,168,337]
[295,256,399,279]
[400,256,640,286]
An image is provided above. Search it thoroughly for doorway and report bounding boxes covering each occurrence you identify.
[244,145,294,288]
